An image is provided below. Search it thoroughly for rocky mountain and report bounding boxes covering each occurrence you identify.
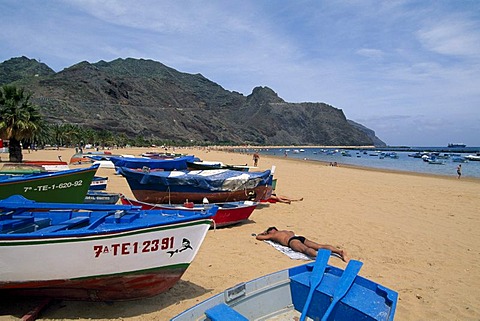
[1,56,385,146]
[0,57,55,85]
[348,120,386,147]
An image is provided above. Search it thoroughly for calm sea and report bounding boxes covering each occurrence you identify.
[237,147,480,179]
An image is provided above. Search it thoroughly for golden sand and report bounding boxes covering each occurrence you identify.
[1,147,479,321]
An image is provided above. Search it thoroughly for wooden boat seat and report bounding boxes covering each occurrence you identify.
[0,216,35,232]
[204,303,248,321]
[35,216,90,233]
[7,217,51,234]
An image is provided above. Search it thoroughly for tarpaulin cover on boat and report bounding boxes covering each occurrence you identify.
[119,168,272,192]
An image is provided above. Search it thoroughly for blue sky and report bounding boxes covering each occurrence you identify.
[1,0,479,146]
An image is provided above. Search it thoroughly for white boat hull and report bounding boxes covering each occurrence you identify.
[0,220,211,300]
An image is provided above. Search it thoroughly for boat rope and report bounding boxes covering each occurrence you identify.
[168,186,171,205]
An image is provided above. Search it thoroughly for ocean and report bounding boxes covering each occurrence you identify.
[236,147,480,179]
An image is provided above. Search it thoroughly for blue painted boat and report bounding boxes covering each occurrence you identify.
[84,191,120,204]
[186,160,253,172]
[171,250,398,321]
[0,164,99,203]
[89,176,108,190]
[110,155,198,171]
[0,195,217,301]
[117,167,274,204]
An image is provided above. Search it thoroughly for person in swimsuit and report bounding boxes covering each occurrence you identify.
[269,193,304,204]
[255,226,349,262]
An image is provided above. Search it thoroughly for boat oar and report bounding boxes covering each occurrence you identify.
[320,259,363,321]
[299,249,331,321]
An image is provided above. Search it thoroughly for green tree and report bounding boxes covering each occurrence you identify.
[0,85,43,162]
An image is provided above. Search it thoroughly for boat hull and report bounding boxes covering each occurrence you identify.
[111,155,197,171]
[465,155,480,161]
[120,196,258,228]
[131,186,269,204]
[84,191,120,204]
[89,176,108,190]
[171,259,398,321]
[187,161,251,172]
[119,167,273,204]
[1,267,187,301]
[0,220,211,301]
[0,165,98,203]
[23,160,70,171]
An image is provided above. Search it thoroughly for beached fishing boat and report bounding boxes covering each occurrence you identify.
[0,160,69,174]
[120,195,258,228]
[171,249,398,321]
[84,191,120,204]
[69,151,111,164]
[0,163,47,174]
[0,164,99,203]
[186,160,254,172]
[110,155,198,171]
[117,167,274,204]
[0,195,217,301]
[142,151,187,159]
[23,160,70,171]
[89,176,108,190]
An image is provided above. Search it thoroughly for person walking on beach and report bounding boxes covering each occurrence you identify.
[253,151,260,167]
[457,164,462,179]
[255,226,349,262]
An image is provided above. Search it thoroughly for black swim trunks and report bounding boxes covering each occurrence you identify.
[288,236,306,247]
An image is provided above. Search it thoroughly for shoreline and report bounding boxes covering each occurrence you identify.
[215,147,480,183]
[2,147,480,321]
[260,153,480,183]
[3,149,480,183]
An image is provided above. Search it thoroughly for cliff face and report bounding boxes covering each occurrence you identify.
[1,56,384,146]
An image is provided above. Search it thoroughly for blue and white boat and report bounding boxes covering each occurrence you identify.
[465,154,480,161]
[110,155,198,171]
[0,195,217,301]
[84,191,120,204]
[171,249,397,321]
[89,176,108,190]
[451,156,468,163]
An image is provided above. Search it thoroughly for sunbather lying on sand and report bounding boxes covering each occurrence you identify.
[255,226,349,262]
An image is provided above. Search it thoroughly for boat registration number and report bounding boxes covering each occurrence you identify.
[23,180,84,192]
[93,237,175,258]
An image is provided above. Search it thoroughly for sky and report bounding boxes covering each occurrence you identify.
[1,0,479,146]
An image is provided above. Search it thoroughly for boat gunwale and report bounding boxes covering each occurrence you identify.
[0,217,213,244]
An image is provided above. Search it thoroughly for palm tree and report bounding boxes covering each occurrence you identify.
[0,85,43,162]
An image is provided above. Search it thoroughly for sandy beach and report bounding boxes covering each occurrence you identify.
[1,146,479,321]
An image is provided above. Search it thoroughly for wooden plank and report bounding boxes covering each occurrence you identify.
[21,298,52,321]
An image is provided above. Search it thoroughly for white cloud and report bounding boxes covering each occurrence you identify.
[356,48,385,59]
[417,17,480,58]
[1,0,479,145]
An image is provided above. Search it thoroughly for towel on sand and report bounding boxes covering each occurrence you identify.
[264,240,314,260]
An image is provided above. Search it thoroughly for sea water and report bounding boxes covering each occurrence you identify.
[240,147,480,179]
